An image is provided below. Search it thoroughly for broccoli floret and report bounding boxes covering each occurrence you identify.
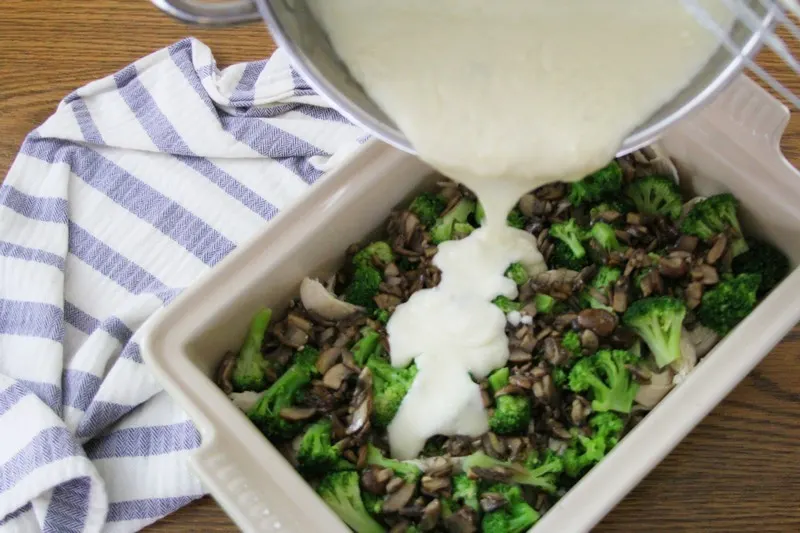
[367,356,418,427]
[453,221,476,238]
[492,295,522,313]
[698,273,760,335]
[361,492,383,517]
[353,241,394,270]
[431,198,477,244]
[589,199,633,220]
[452,474,479,511]
[680,193,748,257]
[587,222,623,253]
[344,266,382,308]
[594,266,622,290]
[568,161,624,206]
[549,241,590,271]
[534,293,556,314]
[506,209,526,229]
[623,296,686,368]
[561,330,581,357]
[552,366,569,388]
[481,484,540,533]
[732,239,789,297]
[373,308,390,325]
[462,450,563,493]
[505,262,529,286]
[232,308,274,392]
[487,367,531,435]
[409,191,446,228]
[550,219,587,259]
[297,418,352,474]
[366,443,421,483]
[625,175,682,219]
[580,266,621,312]
[567,349,640,413]
[562,412,625,477]
[317,471,385,533]
[248,346,319,439]
[352,328,382,367]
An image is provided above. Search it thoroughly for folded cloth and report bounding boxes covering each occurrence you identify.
[0,37,366,532]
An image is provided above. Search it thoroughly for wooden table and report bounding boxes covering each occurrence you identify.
[1,1,799,531]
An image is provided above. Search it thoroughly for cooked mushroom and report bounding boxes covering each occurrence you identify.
[346,367,373,436]
[421,475,451,497]
[382,482,416,513]
[706,233,728,265]
[299,277,361,321]
[278,406,317,421]
[323,363,353,390]
[687,324,720,358]
[274,320,309,349]
[362,466,390,495]
[577,308,618,337]
[216,351,236,394]
[228,390,264,412]
[635,367,675,408]
[419,499,442,531]
[443,507,479,533]
[479,492,508,513]
[671,331,698,384]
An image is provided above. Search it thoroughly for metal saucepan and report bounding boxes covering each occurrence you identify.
[151,0,774,156]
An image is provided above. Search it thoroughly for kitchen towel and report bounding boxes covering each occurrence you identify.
[0,38,366,533]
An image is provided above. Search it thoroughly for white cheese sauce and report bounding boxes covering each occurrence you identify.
[308,0,734,459]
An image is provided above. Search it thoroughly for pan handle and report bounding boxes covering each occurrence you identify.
[150,0,262,26]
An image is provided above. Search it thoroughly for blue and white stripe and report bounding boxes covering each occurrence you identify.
[0,37,366,532]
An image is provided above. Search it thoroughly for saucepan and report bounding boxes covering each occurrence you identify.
[150,0,775,156]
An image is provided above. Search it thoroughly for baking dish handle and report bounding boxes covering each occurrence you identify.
[150,0,262,26]
[699,75,799,177]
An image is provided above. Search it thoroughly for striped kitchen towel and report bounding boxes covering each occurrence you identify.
[0,38,366,532]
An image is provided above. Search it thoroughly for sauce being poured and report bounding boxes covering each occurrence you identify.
[308,0,734,459]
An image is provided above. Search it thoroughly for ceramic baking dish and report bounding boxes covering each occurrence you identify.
[141,74,800,533]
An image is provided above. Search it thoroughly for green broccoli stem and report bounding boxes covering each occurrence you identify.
[366,443,421,483]
[232,308,273,392]
[317,471,386,533]
[247,347,319,439]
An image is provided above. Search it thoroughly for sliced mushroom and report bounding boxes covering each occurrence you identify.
[228,390,264,412]
[706,234,728,265]
[685,281,704,310]
[419,499,442,531]
[577,308,618,337]
[687,324,720,358]
[443,507,479,533]
[382,482,416,513]
[216,351,236,394]
[479,492,508,513]
[362,467,390,495]
[635,367,675,408]
[300,277,360,321]
[421,475,451,497]
[274,321,309,348]
[279,406,317,421]
[346,367,373,436]
[671,330,698,384]
[316,347,342,374]
[323,363,353,390]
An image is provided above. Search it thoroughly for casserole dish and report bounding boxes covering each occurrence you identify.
[141,75,800,533]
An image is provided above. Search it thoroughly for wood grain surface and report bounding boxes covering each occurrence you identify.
[1,1,799,532]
